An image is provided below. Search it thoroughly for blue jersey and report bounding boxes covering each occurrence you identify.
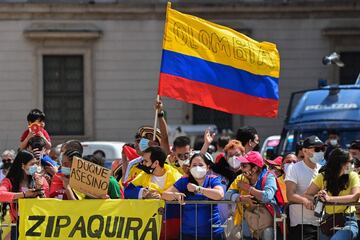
[174,175,224,238]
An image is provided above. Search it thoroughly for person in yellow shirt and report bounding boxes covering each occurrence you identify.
[305,148,360,239]
[124,146,182,240]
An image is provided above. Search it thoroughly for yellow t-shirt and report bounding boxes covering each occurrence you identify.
[165,155,185,175]
[312,172,360,214]
[228,174,249,225]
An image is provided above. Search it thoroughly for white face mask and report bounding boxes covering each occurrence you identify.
[344,164,354,175]
[190,166,207,179]
[283,163,292,174]
[178,159,190,167]
[309,151,324,164]
[227,156,241,169]
[330,139,338,146]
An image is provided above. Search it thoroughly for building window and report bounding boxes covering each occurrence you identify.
[339,52,360,85]
[43,55,84,136]
[193,104,233,131]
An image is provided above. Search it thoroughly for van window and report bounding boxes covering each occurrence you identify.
[339,52,360,85]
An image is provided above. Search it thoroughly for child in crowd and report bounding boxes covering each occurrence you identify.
[19,109,51,150]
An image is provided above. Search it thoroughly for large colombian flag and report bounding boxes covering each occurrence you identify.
[158,3,280,118]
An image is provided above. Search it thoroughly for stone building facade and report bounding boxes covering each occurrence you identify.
[0,0,359,149]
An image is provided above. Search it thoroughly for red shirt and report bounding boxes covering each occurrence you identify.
[20,128,51,142]
[0,177,49,222]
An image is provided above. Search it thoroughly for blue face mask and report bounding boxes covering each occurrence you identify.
[139,138,150,152]
[27,165,39,176]
[61,167,71,176]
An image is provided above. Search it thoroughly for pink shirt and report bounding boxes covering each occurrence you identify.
[0,177,49,222]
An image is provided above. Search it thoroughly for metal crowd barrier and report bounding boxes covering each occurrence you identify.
[284,202,360,240]
[164,200,286,240]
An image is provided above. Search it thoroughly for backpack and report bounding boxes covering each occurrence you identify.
[261,171,286,234]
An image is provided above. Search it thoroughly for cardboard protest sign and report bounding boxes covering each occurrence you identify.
[69,157,111,198]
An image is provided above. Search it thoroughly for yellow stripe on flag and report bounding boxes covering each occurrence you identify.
[163,4,280,78]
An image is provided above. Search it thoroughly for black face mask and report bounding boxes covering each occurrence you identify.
[137,162,155,174]
[253,144,260,152]
[2,162,12,170]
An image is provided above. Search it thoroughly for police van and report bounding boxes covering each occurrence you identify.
[277,83,360,155]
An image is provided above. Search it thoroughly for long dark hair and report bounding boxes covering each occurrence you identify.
[6,150,34,192]
[322,148,350,196]
[188,153,212,186]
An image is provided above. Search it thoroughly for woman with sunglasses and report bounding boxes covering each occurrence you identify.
[162,153,224,240]
[0,149,15,182]
[305,148,360,240]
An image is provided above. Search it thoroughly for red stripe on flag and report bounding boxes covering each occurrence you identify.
[158,73,278,118]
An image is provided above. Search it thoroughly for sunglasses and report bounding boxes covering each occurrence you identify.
[177,153,190,160]
[309,146,325,152]
[2,159,12,163]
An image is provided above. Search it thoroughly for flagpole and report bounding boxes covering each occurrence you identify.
[154,2,171,141]
[153,95,160,141]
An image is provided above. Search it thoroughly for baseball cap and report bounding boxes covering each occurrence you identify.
[237,151,264,168]
[302,135,325,148]
[265,156,283,166]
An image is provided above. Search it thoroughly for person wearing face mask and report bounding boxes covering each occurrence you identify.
[27,136,59,184]
[212,140,245,188]
[236,126,260,154]
[162,153,224,240]
[124,146,182,239]
[166,136,192,175]
[0,150,48,227]
[233,151,285,240]
[285,135,325,240]
[305,148,360,240]
[121,126,163,187]
[49,140,85,200]
[324,131,341,163]
[121,99,172,185]
[282,153,298,176]
[349,140,360,161]
[0,150,15,182]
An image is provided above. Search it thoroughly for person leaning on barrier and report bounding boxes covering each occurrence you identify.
[162,152,225,240]
[304,148,360,240]
[285,135,325,240]
[228,151,284,240]
[0,150,49,222]
[124,146,182,240]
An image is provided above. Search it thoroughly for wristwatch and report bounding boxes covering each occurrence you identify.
[195,186,203,194]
